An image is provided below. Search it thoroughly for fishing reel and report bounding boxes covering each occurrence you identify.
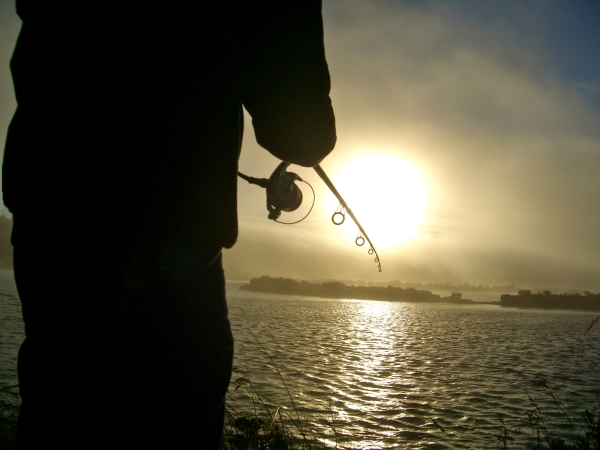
[265,162,305,221]
[238,162,381,271]
[238,161,315,225]
[238,162,315,223]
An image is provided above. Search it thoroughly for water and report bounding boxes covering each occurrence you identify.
[226,282,599,449]
[1,275,599,449]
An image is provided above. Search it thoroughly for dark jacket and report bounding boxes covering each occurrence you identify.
[3,1,336,260]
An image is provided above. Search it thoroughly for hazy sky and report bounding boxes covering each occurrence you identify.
[1,1,599,289]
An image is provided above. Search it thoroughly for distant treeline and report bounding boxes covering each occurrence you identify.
[310,279,518,293]
[0,215,12,270]
[240,276,480,304]
[382,281,518,292]
[500,290,600,312]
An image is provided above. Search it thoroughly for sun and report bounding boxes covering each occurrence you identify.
[324,153,428,248]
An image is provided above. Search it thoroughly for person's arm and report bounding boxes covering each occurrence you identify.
[235,0,336,167]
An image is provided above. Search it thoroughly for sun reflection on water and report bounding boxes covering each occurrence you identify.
[326,299,415,445]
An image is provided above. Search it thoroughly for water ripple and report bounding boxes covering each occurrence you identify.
[226,282,600,449]
[2,278,599,449]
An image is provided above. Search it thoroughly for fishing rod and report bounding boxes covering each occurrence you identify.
[313,165,381,272]
[238,162,382,272]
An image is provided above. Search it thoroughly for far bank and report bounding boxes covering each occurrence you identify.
[240,276,600,312]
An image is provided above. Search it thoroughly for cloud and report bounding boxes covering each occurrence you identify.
[232,0,600,289]
[1,1,598,288]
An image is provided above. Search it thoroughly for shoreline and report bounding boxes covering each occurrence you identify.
[239,276,600,312]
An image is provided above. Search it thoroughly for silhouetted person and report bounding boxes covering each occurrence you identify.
[3,1,336,448]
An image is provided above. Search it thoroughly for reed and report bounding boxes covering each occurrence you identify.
[223,329,329,449]
[519,382,600,450]
[0,385,19,450]
[513,316,600,450]
[489,315,600,449]
[223,365,325,450]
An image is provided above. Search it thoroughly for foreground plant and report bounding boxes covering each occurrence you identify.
[525,389,600,450]
[223,329,328,450]
[0,385,19,450]
[224,366,321,450]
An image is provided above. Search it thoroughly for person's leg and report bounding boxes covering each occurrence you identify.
[14,241,233,449]
[14,242,91,449]
[123,251,233,448]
